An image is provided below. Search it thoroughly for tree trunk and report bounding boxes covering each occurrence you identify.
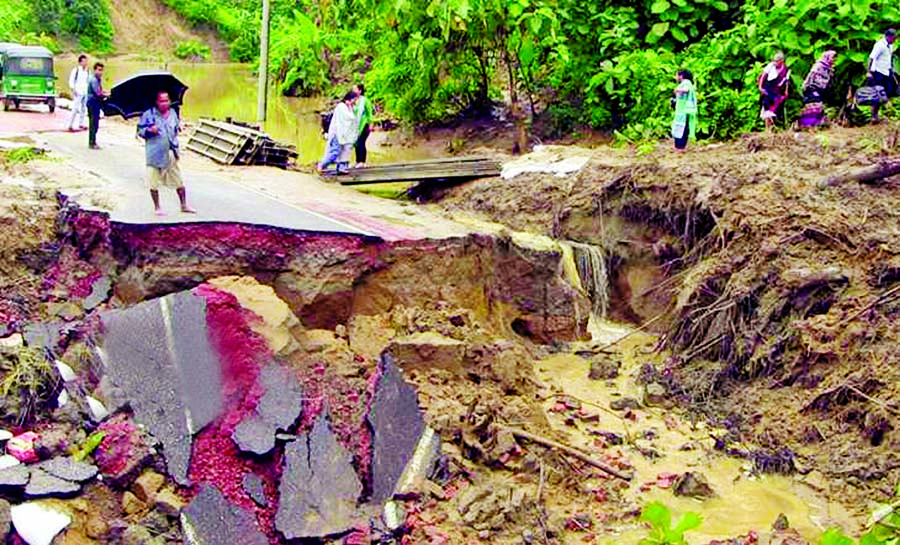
[822,160,900,187]
[503,47,527,155]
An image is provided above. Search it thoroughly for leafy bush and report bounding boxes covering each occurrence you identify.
[174,39,212,60]
[638,501,703,545]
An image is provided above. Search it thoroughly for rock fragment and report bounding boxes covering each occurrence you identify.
[0,499,9,540]
[243,474,267,507]
[0,465,29,487]
[610,397,641,411]
[232,363,303,456]
[25,469,81,498]
[37,457,98,483]
[132,471,166,502]
[11,502,72,545]
[100,291,225,485]
[672,472,716,499]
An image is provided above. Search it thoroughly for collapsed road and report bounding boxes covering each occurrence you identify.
[0,115,888,545]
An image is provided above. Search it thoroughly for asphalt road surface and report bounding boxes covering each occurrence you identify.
[4,105,371,236]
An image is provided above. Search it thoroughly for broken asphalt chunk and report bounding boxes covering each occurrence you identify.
[275,412,363,540]
[369,354,426,504]
[182,484,268,545]
[100,291,224,485]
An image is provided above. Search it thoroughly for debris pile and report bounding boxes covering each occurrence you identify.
[186,119,298,169]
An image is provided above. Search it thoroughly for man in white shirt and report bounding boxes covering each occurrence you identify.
[67,54,89,132]
[867,29,896,123]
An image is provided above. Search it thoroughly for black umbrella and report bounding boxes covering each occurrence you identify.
[102,71,188,119]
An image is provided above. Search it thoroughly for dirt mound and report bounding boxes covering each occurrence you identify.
[107,0,228,59]
[437,124,900,505]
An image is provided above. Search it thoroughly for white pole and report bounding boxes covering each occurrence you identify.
[257,0,270,122]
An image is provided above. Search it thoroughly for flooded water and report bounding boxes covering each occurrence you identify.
[54,57,421,164]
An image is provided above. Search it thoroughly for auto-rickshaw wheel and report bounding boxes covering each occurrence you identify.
[48,98,55,113]
[12,100,19,110]
[2,100,8,112]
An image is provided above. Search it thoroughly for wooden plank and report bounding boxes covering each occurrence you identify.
[339,163,500,185]
[338,158,500,183]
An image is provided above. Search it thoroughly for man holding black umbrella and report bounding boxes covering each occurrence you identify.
[137,91,195,216]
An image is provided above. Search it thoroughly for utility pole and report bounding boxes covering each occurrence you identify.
[257,0,270,122]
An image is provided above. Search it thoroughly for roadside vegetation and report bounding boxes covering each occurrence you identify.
[0,0,114,53]
[160,0,900,145]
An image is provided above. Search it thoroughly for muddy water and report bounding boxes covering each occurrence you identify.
[539,327,862,541]
[54,58,423,164]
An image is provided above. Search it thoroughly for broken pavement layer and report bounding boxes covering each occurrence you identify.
[369,354,428,504]
[232,363,304,456]
[276,413,363,540]
[99,290,225,485]
[182,484,269,545]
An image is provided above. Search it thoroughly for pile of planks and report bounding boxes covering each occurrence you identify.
[186,118,298,169]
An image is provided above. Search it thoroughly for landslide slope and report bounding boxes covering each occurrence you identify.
[106,0,227,59]
[438,124,900,503]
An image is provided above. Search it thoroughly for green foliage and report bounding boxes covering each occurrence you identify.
[0,147,40,166]
[34,0,64,35]
[638,502,703,545]
[71,431,107,461]
[0,0,105,52]
[162,0,900,139]
[0,0,36,42]
[0,347,56,426]
[174,39,212,60]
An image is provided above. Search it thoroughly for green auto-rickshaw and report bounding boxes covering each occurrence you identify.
[0,45,56,113]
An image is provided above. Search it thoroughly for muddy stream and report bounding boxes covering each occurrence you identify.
[474,220,862,543]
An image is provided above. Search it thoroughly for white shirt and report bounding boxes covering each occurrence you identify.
[326,102,358,146]
[870,38,894,76]
[69,66,89,96]
[762,62,783,81]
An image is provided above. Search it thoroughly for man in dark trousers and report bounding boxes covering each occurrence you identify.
[137,91,195,216]
[86,62,108,149]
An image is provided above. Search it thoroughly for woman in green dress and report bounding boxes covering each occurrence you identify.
[672,69,697,151]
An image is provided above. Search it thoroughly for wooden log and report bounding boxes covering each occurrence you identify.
[498,426,633,481]
[822,160,900,187]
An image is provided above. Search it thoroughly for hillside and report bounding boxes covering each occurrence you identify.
[106,0,227,59]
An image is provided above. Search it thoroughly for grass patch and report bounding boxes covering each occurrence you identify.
[352,181,415,200]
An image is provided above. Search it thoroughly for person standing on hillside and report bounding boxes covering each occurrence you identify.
[672,69,697,151]
[317,91,358,175]
[67,54,89,132]
[798,50,836,129]
[86,62,109,149]
[758,52,791,132]
[137,91,195,216]
[353,84,375,168]
[867,29,897,124]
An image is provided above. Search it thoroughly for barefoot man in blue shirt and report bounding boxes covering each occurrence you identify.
[137,91,196,216]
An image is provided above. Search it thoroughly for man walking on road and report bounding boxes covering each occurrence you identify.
[868,28,897,124]
[137,91,195,216]
[86,62,109,149]
[67,54,89,132]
